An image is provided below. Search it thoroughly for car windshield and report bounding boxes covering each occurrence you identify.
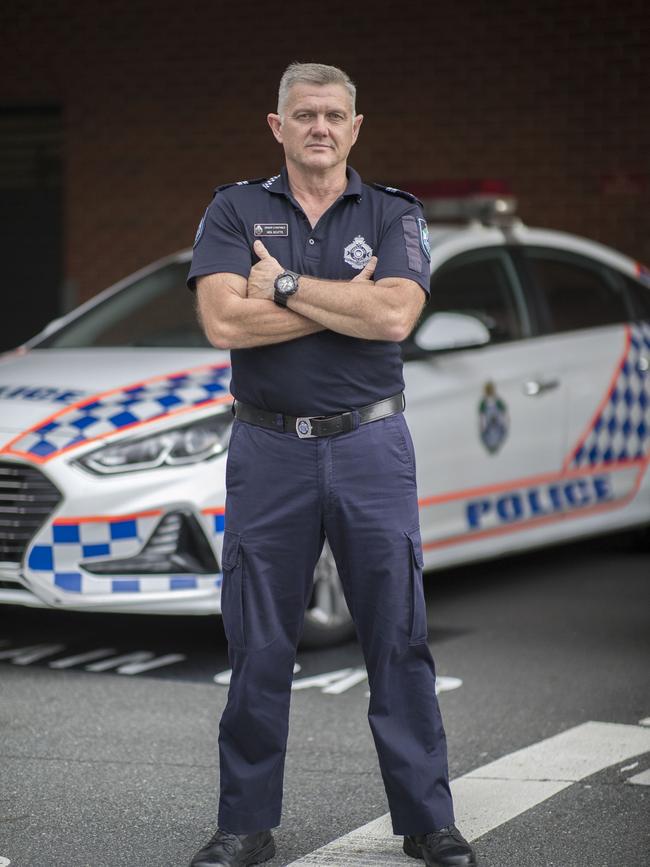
[36,260,211,348]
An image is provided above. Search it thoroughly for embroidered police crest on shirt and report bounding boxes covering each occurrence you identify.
[479,381,509,454]
[343,236,373,270]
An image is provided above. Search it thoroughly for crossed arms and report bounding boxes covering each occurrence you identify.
[196,240,425,350]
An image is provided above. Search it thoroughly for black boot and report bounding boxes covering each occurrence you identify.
[404,824,477,866]
[189,829,275,866]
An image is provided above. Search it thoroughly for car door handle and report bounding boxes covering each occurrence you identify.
[523,378,560,397]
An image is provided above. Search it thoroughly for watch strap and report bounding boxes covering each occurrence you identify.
[273,270,300,307]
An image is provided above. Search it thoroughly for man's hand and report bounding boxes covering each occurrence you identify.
[247,240,284,299]
[351,256,377,282]
[247,240,378,299]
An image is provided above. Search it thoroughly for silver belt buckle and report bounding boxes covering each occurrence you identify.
[296,417,315,438]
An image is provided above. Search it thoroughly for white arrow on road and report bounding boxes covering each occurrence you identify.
[213,666,463,696]
[291,667,368,694]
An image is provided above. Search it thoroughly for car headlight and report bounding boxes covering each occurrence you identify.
[75,410,234,475]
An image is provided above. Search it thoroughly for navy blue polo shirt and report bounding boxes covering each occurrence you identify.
[188,166,430,416]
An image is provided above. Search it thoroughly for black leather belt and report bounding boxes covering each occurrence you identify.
[233,393,405,438]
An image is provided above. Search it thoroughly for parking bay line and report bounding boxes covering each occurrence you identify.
[49,648,117,669]
[286,721,650,865]
[0,643,66,665]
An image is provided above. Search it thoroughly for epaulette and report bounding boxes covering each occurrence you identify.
[371,183,422,206]
[213,178,268,195]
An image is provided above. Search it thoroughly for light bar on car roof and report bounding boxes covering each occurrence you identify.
[398,179,518,224]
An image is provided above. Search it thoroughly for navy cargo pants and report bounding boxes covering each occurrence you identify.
[217,411,455,835]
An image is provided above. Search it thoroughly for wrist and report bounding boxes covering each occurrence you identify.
[273,270,301,307]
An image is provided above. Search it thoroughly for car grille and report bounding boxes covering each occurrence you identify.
[0,461,62,563]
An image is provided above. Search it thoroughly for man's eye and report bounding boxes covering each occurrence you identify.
[328,113,345,122]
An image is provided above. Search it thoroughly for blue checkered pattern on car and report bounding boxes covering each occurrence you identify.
[6,363,232,460]
[26,513,224,595]
[570,323,650,468]
[210,512,226,533]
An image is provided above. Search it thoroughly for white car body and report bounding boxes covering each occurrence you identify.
[1,217,649,640]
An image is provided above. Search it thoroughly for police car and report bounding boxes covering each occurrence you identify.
[1,191,649,646]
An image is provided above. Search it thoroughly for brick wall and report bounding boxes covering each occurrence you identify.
[2,0,648,304]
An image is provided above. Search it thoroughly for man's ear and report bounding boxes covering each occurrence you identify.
[351,113,364,145]
[267,113,283,143]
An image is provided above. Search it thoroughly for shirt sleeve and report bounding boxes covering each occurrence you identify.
[186,192,252,291]
[373,203,431,297]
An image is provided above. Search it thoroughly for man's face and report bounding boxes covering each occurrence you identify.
[267,83,363,174]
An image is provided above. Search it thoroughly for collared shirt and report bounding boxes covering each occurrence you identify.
[188,167,430,416]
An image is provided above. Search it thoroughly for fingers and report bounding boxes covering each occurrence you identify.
[253,239,271,259]
[352,255,377,282]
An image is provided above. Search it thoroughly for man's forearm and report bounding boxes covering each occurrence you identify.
[287,276,406,341]
[202,294,323,349]
[247,242,416,341]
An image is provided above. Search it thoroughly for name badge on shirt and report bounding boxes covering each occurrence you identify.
[253,223,289,237]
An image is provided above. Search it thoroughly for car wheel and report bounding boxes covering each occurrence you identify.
[301,541,355,648]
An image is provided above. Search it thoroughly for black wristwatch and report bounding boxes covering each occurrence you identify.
[273,270,300,307]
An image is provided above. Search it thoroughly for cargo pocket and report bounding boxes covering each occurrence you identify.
[220,529,245,649]
[406,528,428,645]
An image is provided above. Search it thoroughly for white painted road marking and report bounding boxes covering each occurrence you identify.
[436,675,463,695]
[0,642,188,675]
[116,653,186,675]
[0,643,66,665]
[627,768,650,786]
[49,648,116,669]
[286,721,650,865]
[0,856,11,866]
[292,667,367,694]
[213,667,462,697]
[85,651,154,672]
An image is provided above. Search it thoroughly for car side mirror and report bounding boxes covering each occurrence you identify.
[413,312,491,352]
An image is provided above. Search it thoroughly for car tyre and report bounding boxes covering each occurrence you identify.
[301,541,355,648]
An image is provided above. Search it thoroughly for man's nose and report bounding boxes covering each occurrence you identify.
[310,114,329,136]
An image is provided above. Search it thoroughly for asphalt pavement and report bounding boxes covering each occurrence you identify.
[1,532,648,867]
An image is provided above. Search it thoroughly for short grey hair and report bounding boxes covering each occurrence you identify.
[277,62,357,117]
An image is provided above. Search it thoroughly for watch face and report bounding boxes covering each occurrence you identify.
[277,274,296,293]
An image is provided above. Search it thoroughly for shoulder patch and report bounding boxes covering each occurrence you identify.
[371,183,422,206]
[193,207,208,248]
[214,177,268,195]
[418,217,431,261]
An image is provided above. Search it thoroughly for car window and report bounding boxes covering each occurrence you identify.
[423,249,527,344]
[36,261,210,348]
[524,248,630,333]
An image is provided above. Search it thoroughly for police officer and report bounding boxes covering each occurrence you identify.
[187,62,477,867]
